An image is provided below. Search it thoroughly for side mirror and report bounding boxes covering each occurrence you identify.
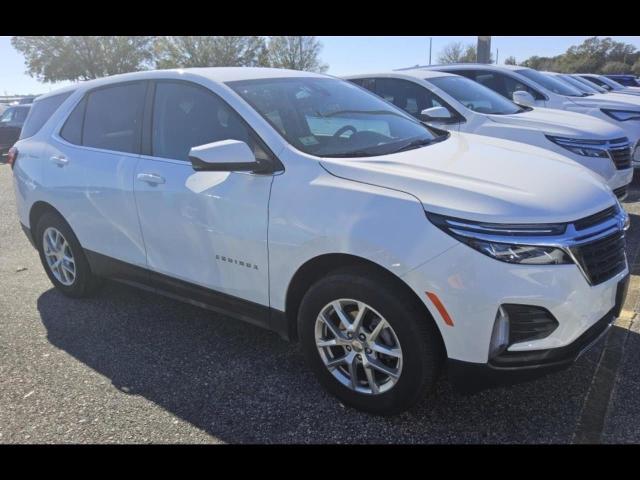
[420,106,453,120]
[188,139,267,173]
[512,90,535,107]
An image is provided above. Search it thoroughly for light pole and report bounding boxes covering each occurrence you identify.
[477,36,491,63]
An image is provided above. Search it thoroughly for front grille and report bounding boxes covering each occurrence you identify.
[613,186,628,200]
[574,205,618,231]
[608,139,632,170]
[572,232,626,285]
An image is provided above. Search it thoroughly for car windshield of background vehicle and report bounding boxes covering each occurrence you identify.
[598,75,626,90]
[571,75,608,93]
[517,69,585,97]
[428,76,523,115]
[552,75,595,95]
[227,77,445,158]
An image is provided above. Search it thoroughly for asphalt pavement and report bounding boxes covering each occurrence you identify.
[1,161,639,444]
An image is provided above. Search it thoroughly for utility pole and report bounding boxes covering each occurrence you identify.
[477,36,491,63]
[496,48,499,64]
[429,37,432,65]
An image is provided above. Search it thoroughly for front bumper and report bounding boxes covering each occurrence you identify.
[448,277,626,392]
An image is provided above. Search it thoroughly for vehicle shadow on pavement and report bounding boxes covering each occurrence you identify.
[36,279,611,443]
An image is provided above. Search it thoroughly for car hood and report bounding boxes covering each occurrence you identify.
[320,132,616,224]
[485,107,624,140]
[569,93,640,109]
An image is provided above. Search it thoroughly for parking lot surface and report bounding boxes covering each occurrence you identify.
[1,161,640,444]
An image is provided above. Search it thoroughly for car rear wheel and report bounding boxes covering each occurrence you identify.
[35,212,102,297]
[298,268,444,415]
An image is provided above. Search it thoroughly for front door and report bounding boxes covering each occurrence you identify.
[133,80,274,312]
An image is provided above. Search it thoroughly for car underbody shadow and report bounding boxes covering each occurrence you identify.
[35,277,609,444]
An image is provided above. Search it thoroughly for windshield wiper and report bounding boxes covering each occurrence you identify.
[315,109,405,119]
[391,137,441,153]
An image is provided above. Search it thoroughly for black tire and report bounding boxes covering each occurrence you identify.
[298,267,444,415]
[35,211,103,298]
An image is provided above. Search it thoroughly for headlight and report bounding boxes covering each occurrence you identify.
[426,212,572,265]
[601,109,640,122]
[545,135,608,158]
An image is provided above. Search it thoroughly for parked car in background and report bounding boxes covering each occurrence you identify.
[577,74,640,96]
[418,64,640,172]
[9,68,630,414]
[0,104,30,155]
[605,75,640,88]
[346,69,632,198]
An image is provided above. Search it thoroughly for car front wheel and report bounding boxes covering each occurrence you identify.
[299,268,444,415]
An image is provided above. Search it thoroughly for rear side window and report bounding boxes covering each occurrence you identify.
[81,82,147,154]
[19,92,72,140]
[151,81,269,162]
[452,70,544,101]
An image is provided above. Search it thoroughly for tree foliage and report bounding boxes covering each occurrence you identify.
[521,37,640,73]
[154,36,268,68]
[438,42,493,64]
[265,36,328,72]
[504,56,517,65]
[11,36,157,82]
[12,36,330,83]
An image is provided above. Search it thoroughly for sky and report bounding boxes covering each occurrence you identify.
[1,36,640,95]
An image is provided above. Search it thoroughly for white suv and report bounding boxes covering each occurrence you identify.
[345,69,633,197]
[421,64,640,174]
[10,68,630,414]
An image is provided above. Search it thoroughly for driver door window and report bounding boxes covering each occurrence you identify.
[374,78,459,122]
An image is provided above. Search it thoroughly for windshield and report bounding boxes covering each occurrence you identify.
[227,77,443,158]
[597,75,625,90]
[517,69,584,97]
[571,75,608,93]
[553,74,594,95]
[428,75,523,115]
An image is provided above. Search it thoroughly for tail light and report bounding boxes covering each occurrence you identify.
[7,147,18,170]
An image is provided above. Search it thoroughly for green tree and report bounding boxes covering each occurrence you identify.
[154,36,267,68]
[522,37,640,74]
[265,36,328,72]
[504,56,517,65]
[601,61,632,74]
[11,36,156,82]
[632,59,640,76]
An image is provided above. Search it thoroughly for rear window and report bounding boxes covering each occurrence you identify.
[19,92,72,139]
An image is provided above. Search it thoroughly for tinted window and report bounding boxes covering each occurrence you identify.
[82,82,146,154]
[374,78,455,119]
[451,70,543,101]
[20,92,72,139]
[229,77,443,158]
[428,76,522,115]
[60,96,87,145]
[516,69,583,96]
[1,107,30,124]
[151,82,269,162]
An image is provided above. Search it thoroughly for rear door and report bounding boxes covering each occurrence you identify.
[133,80,275,310]
[45,81,148,268]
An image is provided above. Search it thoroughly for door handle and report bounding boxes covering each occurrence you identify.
[137,173,165,185]
[50,155,68,167]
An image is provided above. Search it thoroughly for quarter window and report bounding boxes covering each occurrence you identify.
[151,81,269,162]
[20,92,72,139]
[81,82,146,154]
